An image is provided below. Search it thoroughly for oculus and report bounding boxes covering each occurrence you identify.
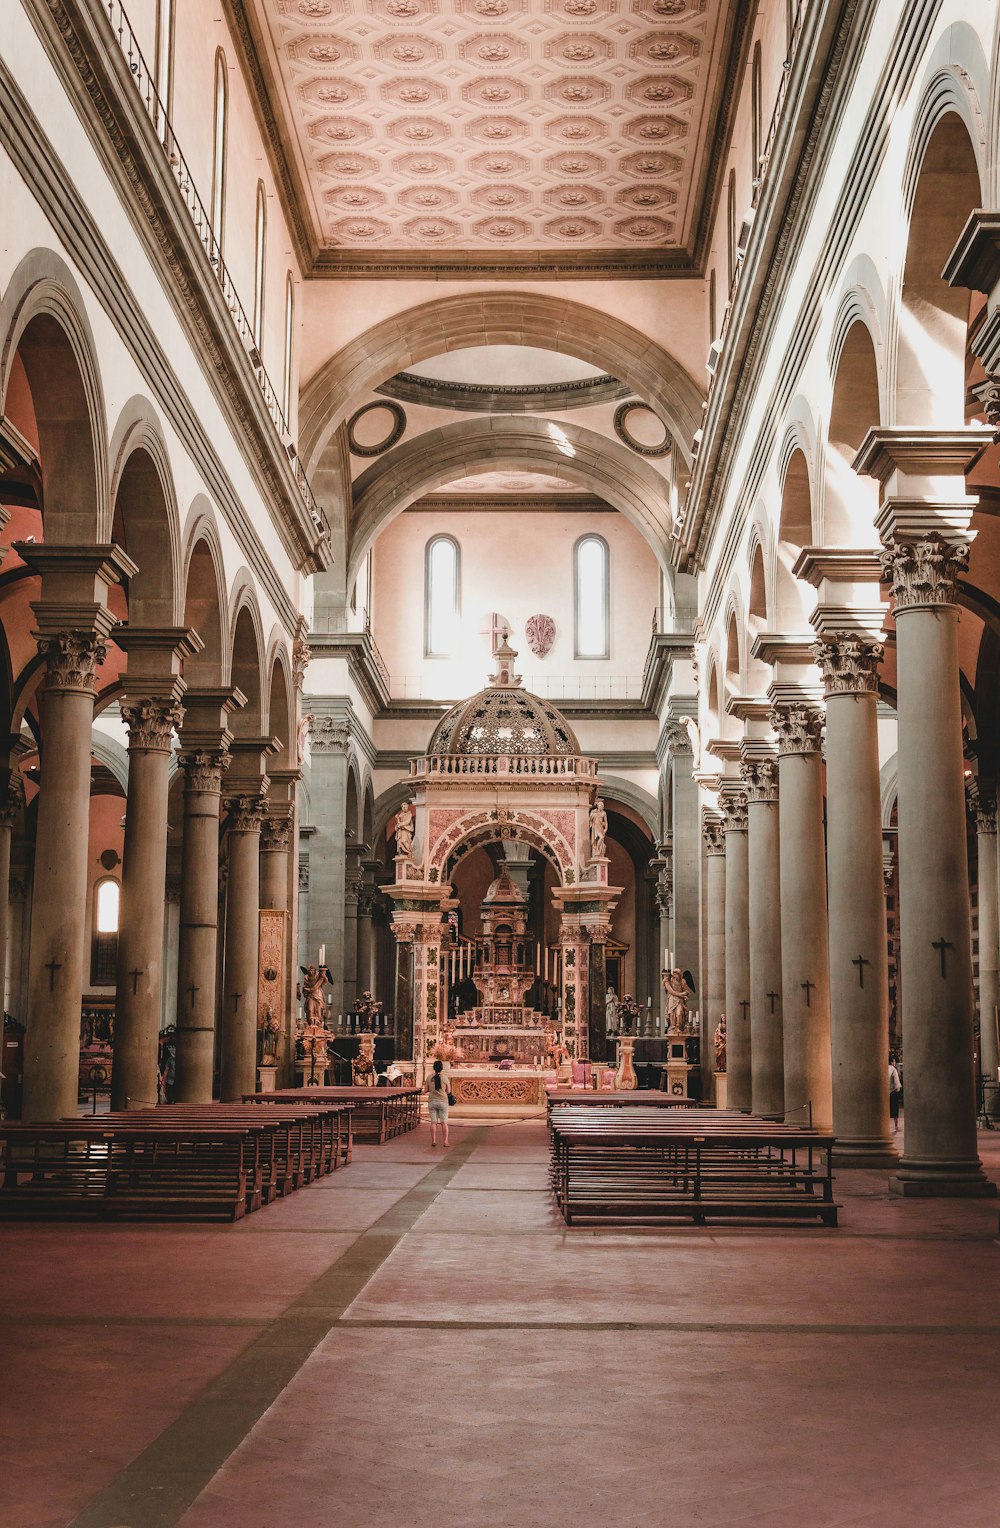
[348,400,407,456]
[613,401,671,455]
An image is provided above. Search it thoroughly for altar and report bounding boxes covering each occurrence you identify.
[448,1066,551,1108]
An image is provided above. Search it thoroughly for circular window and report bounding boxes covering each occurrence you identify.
[613,402,671,456]
[347,401,407,457]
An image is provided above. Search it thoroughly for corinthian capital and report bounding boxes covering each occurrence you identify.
[702,817,725,856]
[769,703,824,756]
[967,777,997,836]
[122,696,185,753]
[719,791,748,833]
[179,748,231,792]
[740,758,778,803]
[36,630,107,694]
[812,636,883,696]
[880,533,969,613]
[224,790,269,832]
[261,812,293,854]
[0,772,24,828]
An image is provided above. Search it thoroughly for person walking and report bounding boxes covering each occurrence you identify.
[424,1058,451,1148]
[888,1054,902,1134]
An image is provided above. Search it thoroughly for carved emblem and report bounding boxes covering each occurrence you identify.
[525,614,556,658]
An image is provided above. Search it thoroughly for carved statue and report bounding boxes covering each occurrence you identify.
[714,1015,727,1073]
[300,964,331,1027]
[352,1032,377,1087]
[589,796,608,860]
[394,800,415,859]
[605,987,619,1033]
[260,1004,281,1065]
[356,990,383,1031]
[618,994,640,1034]
[662,968,692,1032]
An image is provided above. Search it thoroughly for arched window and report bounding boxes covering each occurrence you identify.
[282,271,295,423]
[751,43,763,182]
[211,49,228,257]
[92,878,120,986]
[425,535,460,657]
[252,181,267,351]
[726,169,737,288]
[154,0,175,132]
[575,534,609,659]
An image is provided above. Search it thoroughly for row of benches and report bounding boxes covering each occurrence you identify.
[0,1101,356,1222]
[243,1085,422,1143]
[548,1101,839,1227]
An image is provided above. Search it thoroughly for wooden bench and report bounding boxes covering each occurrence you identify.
[546,1090,701,1122]
[549,1109,839,1227]
[244,1086,421,1144]
[0,1101,354,1222]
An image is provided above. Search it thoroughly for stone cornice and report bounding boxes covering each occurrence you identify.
[307,631,391,717]
[942,210,1000,298]
[679,0,871,572]
[12,4,329,612]
[792,548,884,586]
[750,633,817,666]
[642,633,696,715]
[853,427,993,484]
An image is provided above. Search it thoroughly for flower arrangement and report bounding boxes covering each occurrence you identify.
[429,1041,464,1063]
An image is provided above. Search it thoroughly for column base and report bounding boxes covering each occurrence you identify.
[890,1158,997,1197]
[832,1138,899,1169]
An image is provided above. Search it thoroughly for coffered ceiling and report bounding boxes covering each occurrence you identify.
[235,0,747,275]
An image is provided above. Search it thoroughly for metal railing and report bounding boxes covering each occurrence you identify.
[391,674,645,701]
[101,1,326,536]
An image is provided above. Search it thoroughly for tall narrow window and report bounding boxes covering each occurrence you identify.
[726,169,737,288]
[211,50,228,257]
[252,181,267,352]
[751,43,763,181]
[282,272,295,423]
[575,535,609,659]
[92,878,120,985]
[425,536,460,657]
[709,268,717,343]
[154,0,175,133]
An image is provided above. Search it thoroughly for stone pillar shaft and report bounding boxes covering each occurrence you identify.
[0,776,24,1017]
[220,789,267,1101]
[23,631,109,1122]
[772,706,833,1132]
[884,534,990,1192]
[721,792,751,1111]
[112,696,184,1111]
[702,818,726,1106]
[976,797,1000,1085]
[174,749,229,1102]
[743,760,784,1119]
[817,637,896,1164]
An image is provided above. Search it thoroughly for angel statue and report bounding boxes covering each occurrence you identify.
[393,800,415,859]
[300,963,331,1026]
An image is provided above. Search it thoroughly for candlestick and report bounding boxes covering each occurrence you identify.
[319,944,326,966]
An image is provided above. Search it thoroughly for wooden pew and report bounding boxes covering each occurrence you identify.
[546,1090,702,1122]
[244,1086,421,1144]
[548,1109,839,1227]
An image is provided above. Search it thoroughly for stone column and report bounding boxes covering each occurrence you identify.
[588,930,609,1063]
[973,786,1000,1087]
[880,531,993,1193]
[111,692,185,1111]
[702,815,726,1105]
[651,838,672,1023]
[173,745,230,1102]
[667,719,700,983]
[260,809,292,912]
[393,928,414,1062]
[742,757,783,1119]
[302,704,351,1016]
[813,636,896,1163]
[769,703,833,1131]
[356,867,380,997]
[22,627,114,1121]
[720,788,751,1111]
[0,773,25,1015]
[220,786,268,1100]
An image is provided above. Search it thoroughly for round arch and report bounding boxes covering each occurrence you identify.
[0,250,109,543]
[348,415,675,589]
[109,405,182,629]
[444,819,569,885]
[300,292,704,472]
[228,579,266,736]
[181,509,228,686]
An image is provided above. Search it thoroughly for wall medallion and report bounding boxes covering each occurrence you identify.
[347,400,407,456]
[525,613,556,658]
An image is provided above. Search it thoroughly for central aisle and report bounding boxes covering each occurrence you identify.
[9,1118,1000,1528]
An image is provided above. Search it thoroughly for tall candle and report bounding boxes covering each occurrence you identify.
[319,944,326,966]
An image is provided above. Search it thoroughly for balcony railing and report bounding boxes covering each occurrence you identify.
[411,754,597,779]
[392,674,645,702]
[101,1,326,537]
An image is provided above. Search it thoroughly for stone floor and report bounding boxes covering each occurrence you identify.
[3,1114,1000,1528]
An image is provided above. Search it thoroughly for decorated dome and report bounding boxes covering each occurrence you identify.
[426,634,580,758]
